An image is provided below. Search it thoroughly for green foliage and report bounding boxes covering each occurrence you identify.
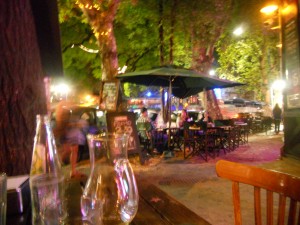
[216,0,280,101]
[115,0,160,71]
[59,0,279,101]
[58,0,101,93]
[217,33,263,98]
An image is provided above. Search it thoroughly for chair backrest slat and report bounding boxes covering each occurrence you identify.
[278,195,286,224]
[288,199,297,225]
[216,160,300,225]
[254,187,262,225]
[232,182,242,225]
[267,190,274,225]
[297,207,300,225]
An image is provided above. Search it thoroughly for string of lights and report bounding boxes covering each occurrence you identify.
[71,44,99,53]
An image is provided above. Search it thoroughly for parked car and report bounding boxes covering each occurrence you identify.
[224,98,265,109]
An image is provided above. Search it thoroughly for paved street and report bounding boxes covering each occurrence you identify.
[130,132,300,225]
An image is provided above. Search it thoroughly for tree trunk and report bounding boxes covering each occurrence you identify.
[190,24,215,73]
[99,23,119,81]
[78,0,120,81]
[169,0,177,64]
[261,35,271,104]
[158,0,165,65]
[0,0,47,175]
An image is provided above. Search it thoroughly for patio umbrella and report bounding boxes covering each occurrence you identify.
[117,66,244,153]
[116,66,244,99]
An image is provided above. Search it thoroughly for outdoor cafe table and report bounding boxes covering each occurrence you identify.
[7,178,211,225]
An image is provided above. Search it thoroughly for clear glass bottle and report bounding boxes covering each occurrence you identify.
[29,115,66,225]
[81,133,139,225]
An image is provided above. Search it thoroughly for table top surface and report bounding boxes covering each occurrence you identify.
[189,126,202,130]
[8,177,211,225]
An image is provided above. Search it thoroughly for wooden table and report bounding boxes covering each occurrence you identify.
[134,181,210,225]
[217,125,232,131]
[189,126,201,130]
[8,178,211,225]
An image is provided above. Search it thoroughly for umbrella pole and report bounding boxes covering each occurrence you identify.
[168,80,172,149]
[203,88,207,110]
[163,78,174,158]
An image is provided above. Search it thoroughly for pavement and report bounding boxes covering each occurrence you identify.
[74,131,300,225]
[129,131,300,225]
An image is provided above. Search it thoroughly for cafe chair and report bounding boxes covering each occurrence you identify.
[239,124,249,144]
[234,125,244,147]
[152,128,167,153]
[216,160,300,225]
[136,122,152,154]
[205,127,224,158]
[225,126,239,151]
[169,127,183,151]
[183,126,207,161]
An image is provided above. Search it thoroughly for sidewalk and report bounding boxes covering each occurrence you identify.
[131,132,300,225]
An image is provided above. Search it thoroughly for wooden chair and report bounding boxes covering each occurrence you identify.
[205,127,224,158]
[220,126,238,152]
[168,127,183,151]
[152,128,167,152]
[216,160,300,225]
[136,122,152,154]
[183,127,206,161]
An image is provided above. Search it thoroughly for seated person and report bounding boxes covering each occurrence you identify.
[136,107,153,150]
[197,111,213,130]
[199,111,213,123]
[176,109,189,128]
[176,109,189,137]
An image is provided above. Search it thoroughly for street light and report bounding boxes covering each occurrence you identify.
[260,2,283,89]
[260,2,282,47]
[233,26,244,36]
[260,2,283,108]
[209,69,215,76]
[271,79,286,108]
[51,83,70,100]
[260,4,278,15]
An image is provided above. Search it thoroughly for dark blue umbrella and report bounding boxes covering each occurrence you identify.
[117,66,244,99]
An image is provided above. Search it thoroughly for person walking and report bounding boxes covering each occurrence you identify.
[272,103,282,134]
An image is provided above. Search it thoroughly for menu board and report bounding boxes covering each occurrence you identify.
[99,81,119,111]
[106,112,143,163]
[282,0,300,108]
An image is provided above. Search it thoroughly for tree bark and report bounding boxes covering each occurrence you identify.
[261,35,271,104]
[158,0,165,65]
[78,0,120,81]
[0,0,47,175]
[169,0,177,64]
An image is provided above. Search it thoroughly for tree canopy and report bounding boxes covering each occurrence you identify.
[58,0,279,102]
[216,0,279,101]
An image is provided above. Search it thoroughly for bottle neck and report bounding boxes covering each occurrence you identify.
[30,114,62,176]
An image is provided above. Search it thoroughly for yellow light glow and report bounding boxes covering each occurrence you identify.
[86,95,91,101]
[260,5,278,15]
[271,25,280,30]
[282,5,292,15]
